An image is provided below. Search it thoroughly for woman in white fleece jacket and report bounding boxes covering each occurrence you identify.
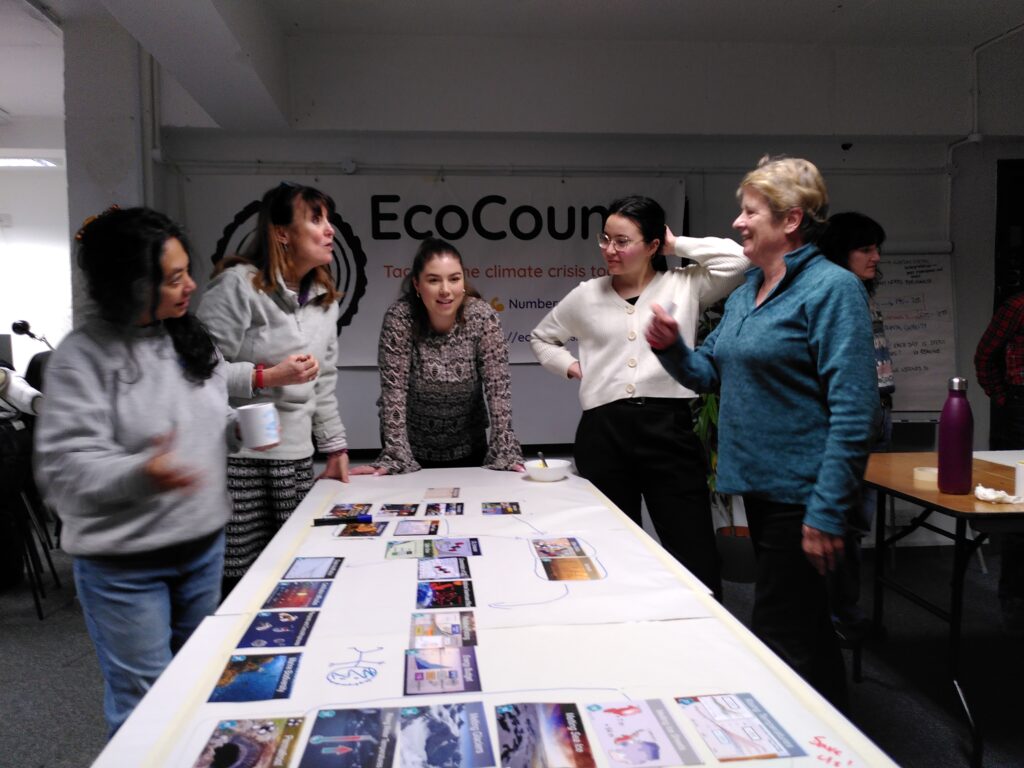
[198,182,350,591]
[530,196,748,598]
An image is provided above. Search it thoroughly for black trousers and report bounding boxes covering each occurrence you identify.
[574,398,722,599]
[0,419,31,588]
[744,496,848,710]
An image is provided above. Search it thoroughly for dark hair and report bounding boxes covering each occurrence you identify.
[399,238,481,340]
[223,182,339,307]
[818,211,886,294]
[605,196,667,271]
[76,207,217,382]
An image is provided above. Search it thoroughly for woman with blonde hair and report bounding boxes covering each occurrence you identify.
[646,157,879,707]
[198,182,350,591]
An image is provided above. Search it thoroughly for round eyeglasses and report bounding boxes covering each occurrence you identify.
[597,234,638,252]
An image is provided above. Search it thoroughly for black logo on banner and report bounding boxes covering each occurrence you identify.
[212,202,368,334]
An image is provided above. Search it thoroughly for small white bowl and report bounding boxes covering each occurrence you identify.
[524,458,572,482]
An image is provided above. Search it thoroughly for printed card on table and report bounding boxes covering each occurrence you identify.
[418,557,471,581]
[333,522,388,538]
[674,693,806,761]
[586,700,701,766]
[495,703,595,768]
[262,580,331,609]
[430,537,482,557]
[531,537,585,559]
[378,503,419,517]
[410,610,477,648]
[319,503,372,522]
[396,520,440,536]
[239,610,318,649]
[399,703,495,768]
[386,540,430,559]
[417,580,475,609]
[209,653,301,702]
[482,501,520,515]
[425,502,464,516]
[540,557,602,581]
[192,716,304,768]
[404,647,482,695]
[425,487,460,499]
[298,707,399,768]
[283,556,343,580]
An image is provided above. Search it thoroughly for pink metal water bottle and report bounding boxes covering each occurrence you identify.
[937,377,973,494]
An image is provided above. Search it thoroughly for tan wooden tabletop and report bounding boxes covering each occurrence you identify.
[864,451,1024,519]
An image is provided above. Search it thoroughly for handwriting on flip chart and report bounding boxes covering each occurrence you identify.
[874,254,956,412]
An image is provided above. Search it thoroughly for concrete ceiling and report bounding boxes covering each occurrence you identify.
[3,0,1024,130]
[0,0,62,121]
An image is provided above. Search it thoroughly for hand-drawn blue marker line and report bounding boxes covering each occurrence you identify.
[487,583,570,609]
[577,536,609,579]
[324,647,386,686]
[512,516,545,534]
[342,559,411,570]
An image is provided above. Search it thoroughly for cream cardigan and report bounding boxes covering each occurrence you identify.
[530,237,748,411]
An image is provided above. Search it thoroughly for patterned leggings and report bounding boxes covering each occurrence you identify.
[223,456,314,580]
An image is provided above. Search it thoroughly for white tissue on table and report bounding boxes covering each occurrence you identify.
[974,484,1024,504]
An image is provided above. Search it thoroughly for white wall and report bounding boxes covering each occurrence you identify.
[950,138,1024,449]
[158,130,955,448]
[0,162,71,370]
[46,19,1024,450]
[63,17,147,323]
[0,76,70,371]
[287,36,973,137]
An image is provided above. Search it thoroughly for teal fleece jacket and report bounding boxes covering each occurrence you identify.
[656,243,880,534]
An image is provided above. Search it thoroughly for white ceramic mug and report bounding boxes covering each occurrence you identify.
[237,403,280,449]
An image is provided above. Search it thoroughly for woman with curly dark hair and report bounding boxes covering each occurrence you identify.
[35,207,238,736]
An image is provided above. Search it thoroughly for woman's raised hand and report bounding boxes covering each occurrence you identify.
[267,353,319,386]
[143,431,202,492]
[645,303,680,351]
[659,225,677,256]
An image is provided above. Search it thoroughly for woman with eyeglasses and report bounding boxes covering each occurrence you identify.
[351,237,524,475]
[646,158,879,707]
[530,196,748,599]
[198,182,350,593]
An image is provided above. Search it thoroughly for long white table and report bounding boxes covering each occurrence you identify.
[93,468,896,767]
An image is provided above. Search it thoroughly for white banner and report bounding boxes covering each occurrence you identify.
[183,174,686,365]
